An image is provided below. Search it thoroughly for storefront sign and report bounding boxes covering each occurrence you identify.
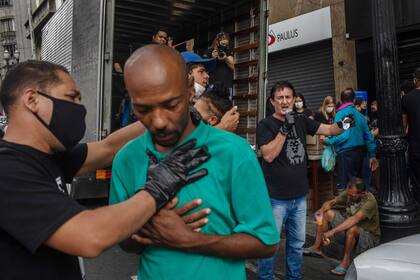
[268,7,332,53]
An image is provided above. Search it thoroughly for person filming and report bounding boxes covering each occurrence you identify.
[208,32,234,94]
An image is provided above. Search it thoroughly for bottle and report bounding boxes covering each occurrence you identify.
[314,211,323,226]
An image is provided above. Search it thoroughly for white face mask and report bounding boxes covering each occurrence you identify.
[295,102,303,109]
[194,82,206,97]
[326,107,334,113]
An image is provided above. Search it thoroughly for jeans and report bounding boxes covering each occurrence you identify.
[337,148,363,190]
[257,196,307,280]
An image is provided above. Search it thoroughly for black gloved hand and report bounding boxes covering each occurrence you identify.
[337,114,355,130]
[279,110,295,135]
[144,139,210,211]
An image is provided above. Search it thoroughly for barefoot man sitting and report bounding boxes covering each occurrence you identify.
[303,177,380,276]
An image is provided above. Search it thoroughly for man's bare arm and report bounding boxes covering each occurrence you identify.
[319,198,337,213]
[136,209,276,259]
[260,133,287,163]
[179,232,276,259]
[46,191,155,258]
[327,211,366,237]
[77,121,145,176]
[48,140,210,258]
[120,198,210,254]
[316,123,343,137]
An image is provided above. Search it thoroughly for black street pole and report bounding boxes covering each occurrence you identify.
[371,0,420,242]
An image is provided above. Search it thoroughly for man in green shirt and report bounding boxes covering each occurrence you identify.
[109,44,279,280]
[303,177,380,276]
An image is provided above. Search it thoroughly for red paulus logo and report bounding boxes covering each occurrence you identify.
[268,33,275,46]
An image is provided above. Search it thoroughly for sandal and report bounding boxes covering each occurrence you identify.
[303,247,324,258]
[330,266,348,276]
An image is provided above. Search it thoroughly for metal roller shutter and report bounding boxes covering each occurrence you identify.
[398,38,420,81]
[267,39,335,111]
[41,0,73,72]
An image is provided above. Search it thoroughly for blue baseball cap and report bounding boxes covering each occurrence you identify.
[181,51,215,72]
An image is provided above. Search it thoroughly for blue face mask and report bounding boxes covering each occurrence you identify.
[33,91,87,149]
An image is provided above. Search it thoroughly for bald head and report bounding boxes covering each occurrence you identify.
[124,44,187,95]
[124,44,193,150]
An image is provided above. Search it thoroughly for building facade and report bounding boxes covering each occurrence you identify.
[14,0,33,62]
[0,0,17,111]
[23,0,67,62]
[266,0,357,111]
[266,0,420,110]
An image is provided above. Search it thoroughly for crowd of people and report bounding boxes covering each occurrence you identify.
[0,24,419,280]
[114,27,239,133]
[256,68,420,278]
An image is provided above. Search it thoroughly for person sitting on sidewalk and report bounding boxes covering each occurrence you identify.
[303,177,380,276]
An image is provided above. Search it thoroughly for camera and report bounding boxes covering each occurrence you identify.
[218,45,228,58]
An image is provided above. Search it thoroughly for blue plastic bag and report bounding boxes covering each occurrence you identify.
[322,145,336,173]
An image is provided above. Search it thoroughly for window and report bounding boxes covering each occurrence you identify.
[0,18,15,33]
[0,0,13,7]
[3,44,16,57]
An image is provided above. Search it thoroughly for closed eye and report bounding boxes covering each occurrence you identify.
[162,97,182,110]
[165,101,179,110]
[134,107,151,114]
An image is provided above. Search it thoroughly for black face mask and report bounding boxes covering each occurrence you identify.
[33,91,87,149]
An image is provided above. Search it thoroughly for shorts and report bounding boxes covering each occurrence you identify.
[329,210,378,254]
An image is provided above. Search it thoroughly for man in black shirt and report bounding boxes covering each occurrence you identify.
[402,67,420,203]
[256,81,354,280]
[0,60,210,280]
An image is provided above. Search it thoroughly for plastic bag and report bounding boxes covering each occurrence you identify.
[322,145,336,173]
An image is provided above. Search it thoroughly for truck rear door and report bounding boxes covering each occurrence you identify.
[71,0,110,142]
[71,0,112,199]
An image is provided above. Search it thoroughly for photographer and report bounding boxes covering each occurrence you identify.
[208,32,234,94]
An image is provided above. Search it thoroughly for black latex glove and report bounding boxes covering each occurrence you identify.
[337,114,355,130]
[279,110,295,135]
[144,139,210,211]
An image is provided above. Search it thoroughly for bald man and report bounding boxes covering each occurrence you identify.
[109,44,279,280]
[0,60,209,279]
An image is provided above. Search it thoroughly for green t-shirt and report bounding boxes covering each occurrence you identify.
[109,121,279,280]
[335,191,381,242]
